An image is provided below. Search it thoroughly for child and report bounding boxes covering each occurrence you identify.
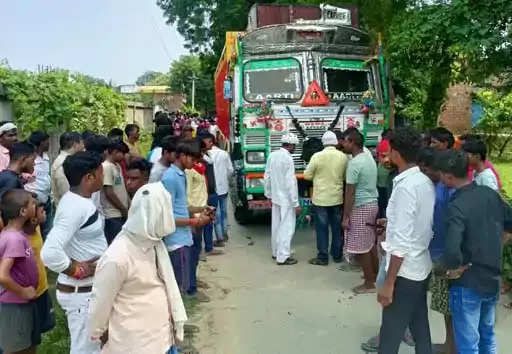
[0,189,39,354]
[24,196,55,338]
[101,139,130,245]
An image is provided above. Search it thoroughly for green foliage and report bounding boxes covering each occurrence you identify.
[0,65,126,135]
[135,70,170,86]
[167,55,214,113]
[474,90,512,158]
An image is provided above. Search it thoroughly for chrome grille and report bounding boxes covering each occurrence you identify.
[244,134,266,145]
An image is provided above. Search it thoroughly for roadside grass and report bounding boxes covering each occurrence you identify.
[495,160,512,197]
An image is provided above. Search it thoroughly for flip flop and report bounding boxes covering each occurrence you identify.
[352,284,377,295]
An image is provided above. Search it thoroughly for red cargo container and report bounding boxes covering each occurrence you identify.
[247,4,359,30]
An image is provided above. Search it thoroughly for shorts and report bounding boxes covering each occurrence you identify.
[430,273,451,315]
[0,301,40,352]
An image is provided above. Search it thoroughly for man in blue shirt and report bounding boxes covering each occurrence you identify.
[162,141,212,295]
[418,147,456,354]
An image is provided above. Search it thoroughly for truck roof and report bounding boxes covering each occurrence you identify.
[247,3,359,31]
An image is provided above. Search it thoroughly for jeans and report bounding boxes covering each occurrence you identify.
[377,186,388,218]
[104,217,126,245]
[215,194,228,241]
[189,228,203,295]
[450,286,498,354]
[203,193,218,252]
[379,276,431,354]
[313,205,342,262]
[56,291,100,354]
[169,247,192,293]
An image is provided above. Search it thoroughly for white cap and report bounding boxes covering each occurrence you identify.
[322,130,338,146]
[0,122,17,136]
[208,125,219,135]
[281,132,299,145]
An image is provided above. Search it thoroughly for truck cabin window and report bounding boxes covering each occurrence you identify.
[321,60,372,102]
[244,59,303,102]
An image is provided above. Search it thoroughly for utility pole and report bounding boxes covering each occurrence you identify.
[190,75,197,110]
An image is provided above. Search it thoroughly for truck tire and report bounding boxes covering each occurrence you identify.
[234,205,252,225]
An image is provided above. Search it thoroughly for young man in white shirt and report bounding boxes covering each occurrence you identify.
[463,139,499,191]
[202,133,233,246]
[25,131,52,237]
[149,136,177,183]
[42,151,107,354]
[101,140,130,245]
[378,127,436,354]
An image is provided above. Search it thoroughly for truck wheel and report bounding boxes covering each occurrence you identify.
[234,206,252,225]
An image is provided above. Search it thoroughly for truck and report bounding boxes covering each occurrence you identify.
[214,3,391,224]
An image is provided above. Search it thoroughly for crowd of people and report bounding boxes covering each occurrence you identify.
[264,125,511,354]
[0,110,511,354]
[0,114,233,354]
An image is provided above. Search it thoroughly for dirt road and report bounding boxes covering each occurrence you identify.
[191,213,512,354]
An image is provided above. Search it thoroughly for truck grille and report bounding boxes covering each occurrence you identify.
[244,133,266,145]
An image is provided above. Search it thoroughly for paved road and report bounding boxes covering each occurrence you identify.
[193,211,512,354]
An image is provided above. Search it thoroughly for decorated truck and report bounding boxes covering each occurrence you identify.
[215,3,391,224]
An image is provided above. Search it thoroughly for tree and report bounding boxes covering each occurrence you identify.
[136,70,167,86]
[0,64,126,135]
[166,55,214,112]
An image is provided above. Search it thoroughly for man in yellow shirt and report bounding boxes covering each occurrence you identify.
[304,130,348,266]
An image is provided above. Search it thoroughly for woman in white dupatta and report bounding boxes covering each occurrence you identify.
[89,182,187,353]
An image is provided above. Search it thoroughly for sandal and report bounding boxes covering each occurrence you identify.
[352,284,377,295]
[278,257,298,265]
[308,257,328,266]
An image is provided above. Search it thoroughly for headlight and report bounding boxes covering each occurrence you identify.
[246,151,265,164]
[246,178,265,189]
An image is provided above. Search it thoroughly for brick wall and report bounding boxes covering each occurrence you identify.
[437,84,473,134]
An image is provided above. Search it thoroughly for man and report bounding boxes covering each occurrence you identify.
[430,127,455,151]
[378,127,435,354]
[304,130,348,266]
[25,132,52,237]
[203,133,233,246]
[124,124,141,162]
[342,129,379,294]
[264,133,300,266]
[84,134,110,159]
[437,150,512,354]
[463,139,498,191]
[51,132,84,206]
[126,159,152,198]
[201,137,219,256]
[149,136,177,183]
[161,142,212,295]
[418,147,456,354]
[42,151,106,354]
[101,140,130,245]
[0,142,36,196]
[0,122,18,171]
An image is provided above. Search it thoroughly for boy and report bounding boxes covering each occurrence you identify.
[162,142,212,295]
[101,140,130,245]
[25,196,55,341]
[125,159,152,198]
[430,127,455,151]
[149,136,177,183]
[0,142,36,196]
[42,151,106,354]
[0,189,39,354]
[463,139,499,191]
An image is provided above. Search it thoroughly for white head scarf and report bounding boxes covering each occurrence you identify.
[122,182,187,341]
[0,122,17,136]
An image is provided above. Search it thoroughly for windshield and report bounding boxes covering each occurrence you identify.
[321,59,372,102]
[244,58,303,102]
